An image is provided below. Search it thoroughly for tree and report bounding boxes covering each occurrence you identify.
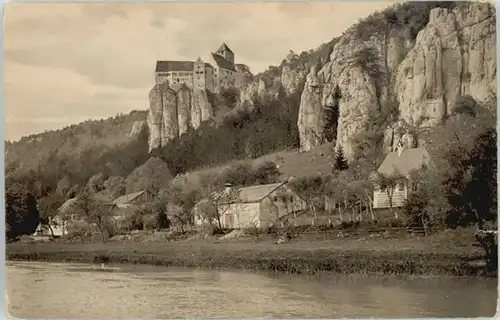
[160,186,199,233]
[323,84,342,142]
[73,191,111,243]
[446,127,497,229]
[254,161,281,185]
[155,211,170,230]
[375,172,400,218]
[6,182,40,240]
[199,178,240,229]
[333,146,349,171]
[220,87,240,109]
[38,192,65,238]
[149,198,170,230]
[423,104,497,229]
[403,192,430,235]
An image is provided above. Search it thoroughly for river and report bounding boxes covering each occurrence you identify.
[6,261,498,318]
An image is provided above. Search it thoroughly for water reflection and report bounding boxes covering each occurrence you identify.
[6,261,497,319]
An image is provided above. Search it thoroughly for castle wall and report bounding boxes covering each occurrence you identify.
[156,45,244,93]
[155,72,169,85]
[193,61,206,90]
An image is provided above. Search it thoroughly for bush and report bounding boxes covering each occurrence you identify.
[155,212,170,230]
[403,193,430,230]
[254,161,281,184]
[451,95,478,117]
[222,163,255,186]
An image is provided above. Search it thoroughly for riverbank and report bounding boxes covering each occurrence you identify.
[6,228,495,277]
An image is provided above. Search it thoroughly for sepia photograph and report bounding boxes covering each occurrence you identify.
[4,0,498,318]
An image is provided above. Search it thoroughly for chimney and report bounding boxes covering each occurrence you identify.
[224,182,232,194]
[396,141,405,157]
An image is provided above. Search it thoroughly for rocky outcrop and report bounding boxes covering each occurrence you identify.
[177,85,192,136]
[395,3,496,128]
[147,82,213,152]
[297,66,326,152]
[237,78,268,110]
[281,64,307,95]
[129,120,145,137]
[296,2,496,158]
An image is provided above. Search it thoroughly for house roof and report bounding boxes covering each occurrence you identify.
[91,193,114,205]
[156,61,194,72]
[211,53,236,71]
[217,43,233,54]
[377,147,432,178]
[235,182,286,203]
[113,190,147,205]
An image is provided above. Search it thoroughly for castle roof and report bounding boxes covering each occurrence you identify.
[217,43,233,54]
[211,53,236,71]
[156,61,194,72]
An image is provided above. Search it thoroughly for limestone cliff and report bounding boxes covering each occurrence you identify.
[128,120,145,137]
[297,2,496,158]
[395,3,496,127]
[297,66,326,152]
[147,82,214,152]
[238,57,310,110]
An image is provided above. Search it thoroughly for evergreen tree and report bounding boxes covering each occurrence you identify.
[333,145,349,171]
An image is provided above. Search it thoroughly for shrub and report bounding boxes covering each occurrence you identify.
[254,161,281,184]
[155,212,170,230]
[403,193,430,231]
[451,95,478,117]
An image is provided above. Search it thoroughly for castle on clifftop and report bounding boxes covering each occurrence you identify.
[155,43,246,93]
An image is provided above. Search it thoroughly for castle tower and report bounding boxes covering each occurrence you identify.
[215,43,234,64]
[193,57,206,90]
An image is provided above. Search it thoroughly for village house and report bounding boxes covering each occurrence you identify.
[111,190,155,227]
[33,215,67,238]
[194,182,307,229]
[56,194,115,232]
[154,43,247,93]
[112,190,155,211]
[372,145,433,209]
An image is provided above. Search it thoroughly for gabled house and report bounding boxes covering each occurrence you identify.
[112,190,155,210]
[372,145,432,209]
[194,181,307,229]
[108,190,155,227]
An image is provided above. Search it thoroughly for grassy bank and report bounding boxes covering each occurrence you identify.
[6,229,495,277]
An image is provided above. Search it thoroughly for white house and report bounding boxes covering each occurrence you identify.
[33,216,68,238]
[194,182,307,229]
[373,145,432,209]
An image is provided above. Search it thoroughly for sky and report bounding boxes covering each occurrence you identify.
[4,1,395,142]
